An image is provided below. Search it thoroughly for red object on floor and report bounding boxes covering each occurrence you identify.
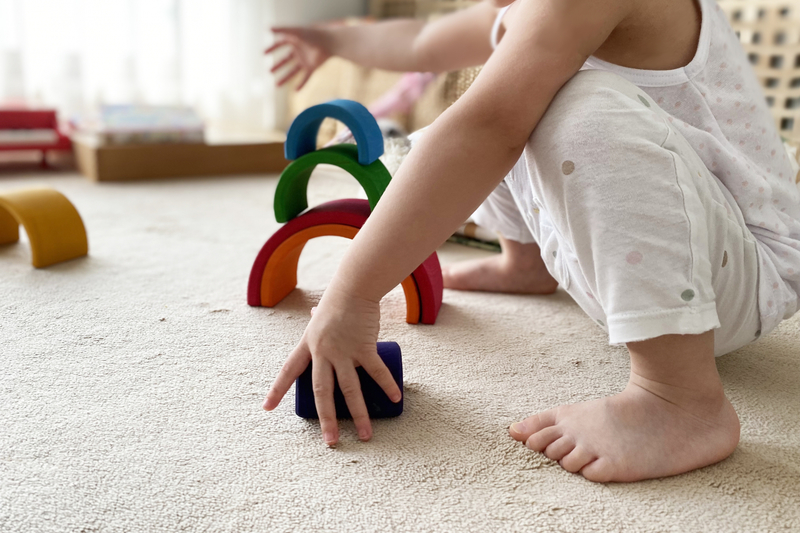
[414,252,443,324]
[247,198,444,325]
[0,109,72,167]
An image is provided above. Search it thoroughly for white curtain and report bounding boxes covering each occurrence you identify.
[0,0,366,133]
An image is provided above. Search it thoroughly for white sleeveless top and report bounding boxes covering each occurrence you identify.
[491,0,800,336]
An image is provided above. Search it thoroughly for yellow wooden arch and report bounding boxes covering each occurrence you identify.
[0,187,88,268]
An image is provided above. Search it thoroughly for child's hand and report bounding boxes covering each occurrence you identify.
[262,287,402,445]
[266,26,333,90]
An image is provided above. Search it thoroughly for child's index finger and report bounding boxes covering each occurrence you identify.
[263,342,312,411]
[264,41,289,55]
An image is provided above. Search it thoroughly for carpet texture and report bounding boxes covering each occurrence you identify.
[2,169,799,532]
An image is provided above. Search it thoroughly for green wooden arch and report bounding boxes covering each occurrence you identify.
[273,144,392,223]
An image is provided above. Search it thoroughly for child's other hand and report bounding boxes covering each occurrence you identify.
[322,127,355,148]
[262,287,402,446]
[266,27,332,90]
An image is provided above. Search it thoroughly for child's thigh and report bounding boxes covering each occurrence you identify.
[513,69,760,354]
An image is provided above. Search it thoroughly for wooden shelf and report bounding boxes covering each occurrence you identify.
[74,137,289,182]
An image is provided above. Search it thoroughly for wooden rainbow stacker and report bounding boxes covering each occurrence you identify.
[248,99,445,419]
[247,99,443,325]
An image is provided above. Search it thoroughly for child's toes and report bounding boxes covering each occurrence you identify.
[509,409,558,442]
[524,425,562,452]
[558,446,596,474]
[580,457,614,483]
[544,436,575,461]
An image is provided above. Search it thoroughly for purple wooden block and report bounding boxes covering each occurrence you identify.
[295,342,403,419]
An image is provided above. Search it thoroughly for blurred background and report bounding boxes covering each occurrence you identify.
[0,0,798,182]
[0,0,371,135]
[0,0,480,179]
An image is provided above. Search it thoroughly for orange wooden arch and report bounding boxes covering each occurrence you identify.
[259,223,421,324]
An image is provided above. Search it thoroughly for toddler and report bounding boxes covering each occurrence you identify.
[263,0,800,482]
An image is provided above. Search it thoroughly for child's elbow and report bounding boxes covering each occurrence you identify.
[470,104,539,154]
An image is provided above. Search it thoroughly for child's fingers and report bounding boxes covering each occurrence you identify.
[264,41,290,55]
[359,354,402,404]
[296,70,314,91]
[270,52,295,73]
[333,363,372,441]
[311,358,339,446]
[263,342,311,411]
[323,129,353,148]
[270,26,301,36]
[276,66,303,87]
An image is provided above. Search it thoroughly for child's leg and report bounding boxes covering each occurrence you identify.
[504,69,759,481]
[443,180,558,294]
[509,330,740,482]
[442,236,558,294]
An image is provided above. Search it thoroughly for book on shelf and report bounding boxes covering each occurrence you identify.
[76,105,205,145]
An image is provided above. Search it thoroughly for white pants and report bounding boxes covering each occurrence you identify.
[472,70,761,356]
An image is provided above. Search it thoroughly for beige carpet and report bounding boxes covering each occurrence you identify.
[1,169,799,533]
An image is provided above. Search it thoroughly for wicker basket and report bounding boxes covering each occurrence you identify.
[718,0,800,144]
[447,2,800,139]
[369,0,478,19]
[444,66,482,105]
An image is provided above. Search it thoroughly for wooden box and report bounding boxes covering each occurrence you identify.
[73,137,289,182]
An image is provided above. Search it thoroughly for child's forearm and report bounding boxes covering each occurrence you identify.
[326,19,428,72]
[327,104,525,304]
[324,2,497,73]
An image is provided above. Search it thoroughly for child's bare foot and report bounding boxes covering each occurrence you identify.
[509,331,740,482]
[443,237,558,294]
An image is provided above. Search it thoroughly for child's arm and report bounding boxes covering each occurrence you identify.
[267,1,498,88]
[265,0,634,445]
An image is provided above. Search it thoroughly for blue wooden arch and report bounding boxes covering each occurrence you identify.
[284,99,384,165]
